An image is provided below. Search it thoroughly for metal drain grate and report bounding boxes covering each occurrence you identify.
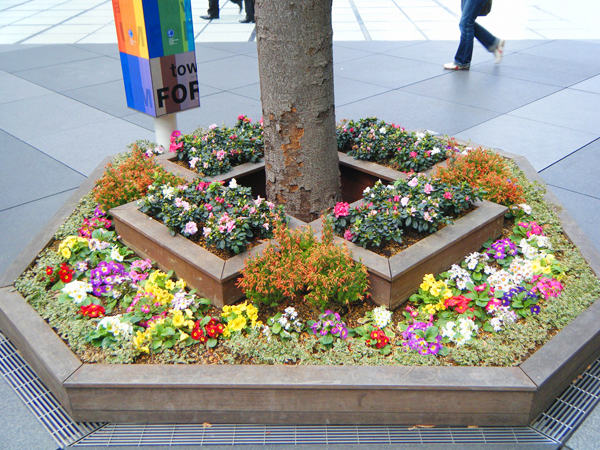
[532,359,600,442]
[72,423,556,447]
[0,331,104,448]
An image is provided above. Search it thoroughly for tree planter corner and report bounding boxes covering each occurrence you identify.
[311,200,507,310]
[110,200,304,308]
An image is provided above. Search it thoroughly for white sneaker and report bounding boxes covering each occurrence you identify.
[443,62,470,70]
[494,40,505,64]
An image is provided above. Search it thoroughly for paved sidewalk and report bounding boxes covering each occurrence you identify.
[1,1,599,449]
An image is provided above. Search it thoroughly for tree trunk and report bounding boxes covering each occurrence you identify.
[255,0,340,223]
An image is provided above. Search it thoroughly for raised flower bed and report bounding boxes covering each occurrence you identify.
[0,135,599,427]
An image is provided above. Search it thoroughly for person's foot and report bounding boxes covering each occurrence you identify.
[443,62,470,70]
[200,14,219,20]
[494,39,505,64]
[231,0,243,13]
[239,17,255,23]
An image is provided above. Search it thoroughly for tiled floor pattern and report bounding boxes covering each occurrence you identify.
[1,0,600,45]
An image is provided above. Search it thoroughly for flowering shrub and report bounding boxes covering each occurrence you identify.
[331,176,481,249]
[93,142,184,211]
[139,178,287,255]
[238,220,369,309]
[308,310,349,348]
[336,117,456,172]
[170,115,264,177]
[434,147,525,207]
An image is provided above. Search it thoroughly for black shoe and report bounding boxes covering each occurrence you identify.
[231,0,243,13]
[200,14,219,20]
[239,17,255,23]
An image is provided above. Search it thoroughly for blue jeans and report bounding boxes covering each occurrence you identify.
[454,0,499,67]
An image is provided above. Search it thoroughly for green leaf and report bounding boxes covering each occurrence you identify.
[207,338,218,348]
[272,322,282,334]
[425,326,439,342]
[321,334,334,345]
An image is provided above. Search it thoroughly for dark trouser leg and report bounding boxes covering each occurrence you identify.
[244,0,254,21]
[208,0,219,17]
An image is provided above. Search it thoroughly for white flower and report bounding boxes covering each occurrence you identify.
[162,186,175,199]
[490,317,503,332]
[97,315,132,337]
[229,178,238,189]
[379,126,387,134]
[431,147,441,155]
[519,203,532,215]
[62,280,92,304]
[415,132,425,139]
[110,246,124,262]
[372,305,392,328]
[284,307,298,320]
[441,321,455,338]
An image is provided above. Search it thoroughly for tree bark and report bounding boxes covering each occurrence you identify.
[255,0,340,223]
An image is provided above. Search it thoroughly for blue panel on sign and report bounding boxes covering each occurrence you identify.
[119,52,136,109]
[142,0,163,59]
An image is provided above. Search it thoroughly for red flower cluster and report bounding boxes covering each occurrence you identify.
[80,304,105,318]
[46,263,74,283]
[191,318,225,343]
[369,328,390,349]
[445,295,471,314]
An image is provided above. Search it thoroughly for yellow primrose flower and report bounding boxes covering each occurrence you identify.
[222,327,231,338]
[442,288,453,300]
[436,299,447,311]
[424,304,437,315]
[165,279,175,290]
[133,330,150,354]
[221,305,232,318]
[246,304,258,320]
[179,332,189,342]
[175,279,186,290]
[61,247,72,259]
[429,281,446,297]
[231,304,244,315]
[229,316,247,332]
[185,309,194,319]
[171,310,185,327]
[420,273,436,291]
[184,320,195,329]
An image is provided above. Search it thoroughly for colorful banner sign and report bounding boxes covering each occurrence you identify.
[112,0,198,117]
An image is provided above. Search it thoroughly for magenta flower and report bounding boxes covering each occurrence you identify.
[343,229,354,241]
[444,191,453,199]
[334,202,350,218]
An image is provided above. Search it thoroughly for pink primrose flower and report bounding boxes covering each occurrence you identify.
[444,191,453,200]
[424,183,434,194]
[410,151,418,158]
[408,177,419,188]
[474,283,487,292]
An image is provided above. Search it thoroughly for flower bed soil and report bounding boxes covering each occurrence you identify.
[0,149,599,426]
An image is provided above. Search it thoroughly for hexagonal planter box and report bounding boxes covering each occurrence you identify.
[0,149,599,427]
